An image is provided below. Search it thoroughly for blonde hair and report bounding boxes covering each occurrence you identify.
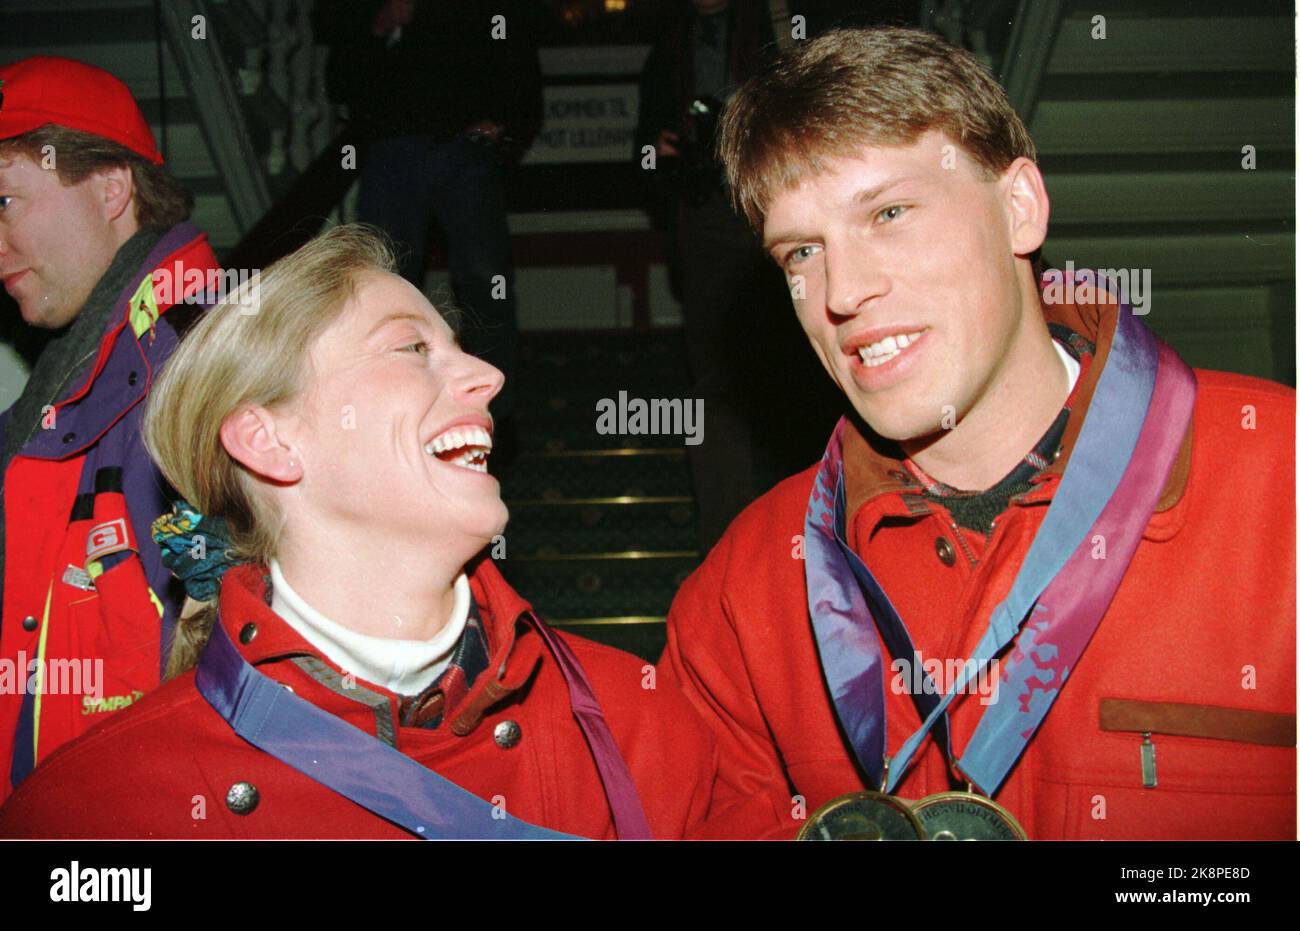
[143,223,397,675]
[718,27,1037,236]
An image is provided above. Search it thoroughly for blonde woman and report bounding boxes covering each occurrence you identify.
[0,224,715,839]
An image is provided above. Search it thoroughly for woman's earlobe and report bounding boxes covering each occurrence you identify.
[220,406,301,483]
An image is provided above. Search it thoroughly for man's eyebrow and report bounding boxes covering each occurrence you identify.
[763,176,923,249]
[850,175,921,207]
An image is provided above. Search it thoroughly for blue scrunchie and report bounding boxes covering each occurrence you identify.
[151,500,243,601]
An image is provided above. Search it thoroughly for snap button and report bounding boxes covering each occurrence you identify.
[21,615,37,632]
[494,720,522,749]
[225,782,260,815]
[61,432,75,444]
[935,536,956,567]
[127,370,138,386]
[238,623,258,644]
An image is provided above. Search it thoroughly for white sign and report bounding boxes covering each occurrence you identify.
[524,84,639,165]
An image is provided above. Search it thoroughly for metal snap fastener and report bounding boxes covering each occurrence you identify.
[127,370,138,386]
[238,623,258,644]
[935,536,956,567]
[494,720,522,749]
[21,615,37,632]
[225,781,260,815]
[61,432,75,444]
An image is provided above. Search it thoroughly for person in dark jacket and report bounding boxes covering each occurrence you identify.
[636,2,926,552]
[317,0,547,461]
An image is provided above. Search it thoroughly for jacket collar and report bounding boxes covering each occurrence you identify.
[215,554,543,736]
[843,280,1194,522]
[18,223,219,462]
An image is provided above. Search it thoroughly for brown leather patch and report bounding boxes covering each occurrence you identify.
[1100,698,1296,747]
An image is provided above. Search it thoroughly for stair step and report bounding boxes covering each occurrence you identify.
[499,453,694,500]
[503,498,697,556]
[1047,171,1293,226]
[1040,71,1292,103]
[1136,284,1280,380]
[498,555,698,622]
[548,619,667,665]
[0,41,188,100]
[1061,0,1290,19]
[0,6,158,46]
[1043,229,1294,287]
[1049,16,1291,75]
[1040,151,1296,174]
[1032,97,1291,156]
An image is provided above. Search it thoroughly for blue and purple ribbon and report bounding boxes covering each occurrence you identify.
[805,302,1196,795]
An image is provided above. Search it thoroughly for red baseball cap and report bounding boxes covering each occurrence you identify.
[0,56,163,164]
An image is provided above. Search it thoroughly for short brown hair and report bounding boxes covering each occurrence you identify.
[0,123,193,229]
[718,27,1036,235]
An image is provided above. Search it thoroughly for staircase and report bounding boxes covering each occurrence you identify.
[494,330,700,663]
[0,0,333,255]
[1023,0,1294,383]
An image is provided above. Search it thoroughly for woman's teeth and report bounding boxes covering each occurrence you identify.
[858,330,925,367]
[423,425,492,473]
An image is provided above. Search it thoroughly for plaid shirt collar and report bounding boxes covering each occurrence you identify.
[397,599,491,729]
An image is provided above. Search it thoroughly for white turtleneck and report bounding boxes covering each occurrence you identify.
[1053,337,1081,395]
[269,559,471,697]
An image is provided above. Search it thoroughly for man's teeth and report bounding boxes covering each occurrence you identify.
[422,425,492,472]
[857,330,925,367]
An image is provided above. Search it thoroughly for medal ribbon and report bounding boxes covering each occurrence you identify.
[805,306,1195,795]
[196,613,653,840]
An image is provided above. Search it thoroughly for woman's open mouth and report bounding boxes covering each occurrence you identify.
[424,425,493,473]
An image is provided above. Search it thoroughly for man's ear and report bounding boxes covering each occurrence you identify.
[219,405,303,484]
[1001,157,1050,257]
[92,164,136,225]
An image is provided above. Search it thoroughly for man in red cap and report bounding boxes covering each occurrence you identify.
[0,56,221,800]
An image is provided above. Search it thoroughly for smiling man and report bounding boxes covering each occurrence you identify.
[662,28,1295,840]
[0,56,219,800]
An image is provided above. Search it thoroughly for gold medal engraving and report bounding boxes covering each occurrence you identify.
[796,791,927,840]
[910,791,1027,840]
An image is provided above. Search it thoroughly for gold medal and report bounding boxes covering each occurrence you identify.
[910,791,1027,840]
[796,791,927,840]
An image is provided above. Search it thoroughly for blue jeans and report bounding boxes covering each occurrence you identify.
[357,133,518,417]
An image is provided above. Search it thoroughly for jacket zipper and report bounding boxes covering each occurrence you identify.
[949,521,979,569]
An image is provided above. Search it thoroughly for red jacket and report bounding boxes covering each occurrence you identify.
[662,292,1296,840]
[0,223,219,800]
[0,556,717,839]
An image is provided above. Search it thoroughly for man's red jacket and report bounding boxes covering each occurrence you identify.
[0,556,717,838]
[662,289,1296,840]
[0,223,219,801]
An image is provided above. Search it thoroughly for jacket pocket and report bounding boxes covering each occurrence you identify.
[71,555,162,698]
[1059,698,1295,839]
